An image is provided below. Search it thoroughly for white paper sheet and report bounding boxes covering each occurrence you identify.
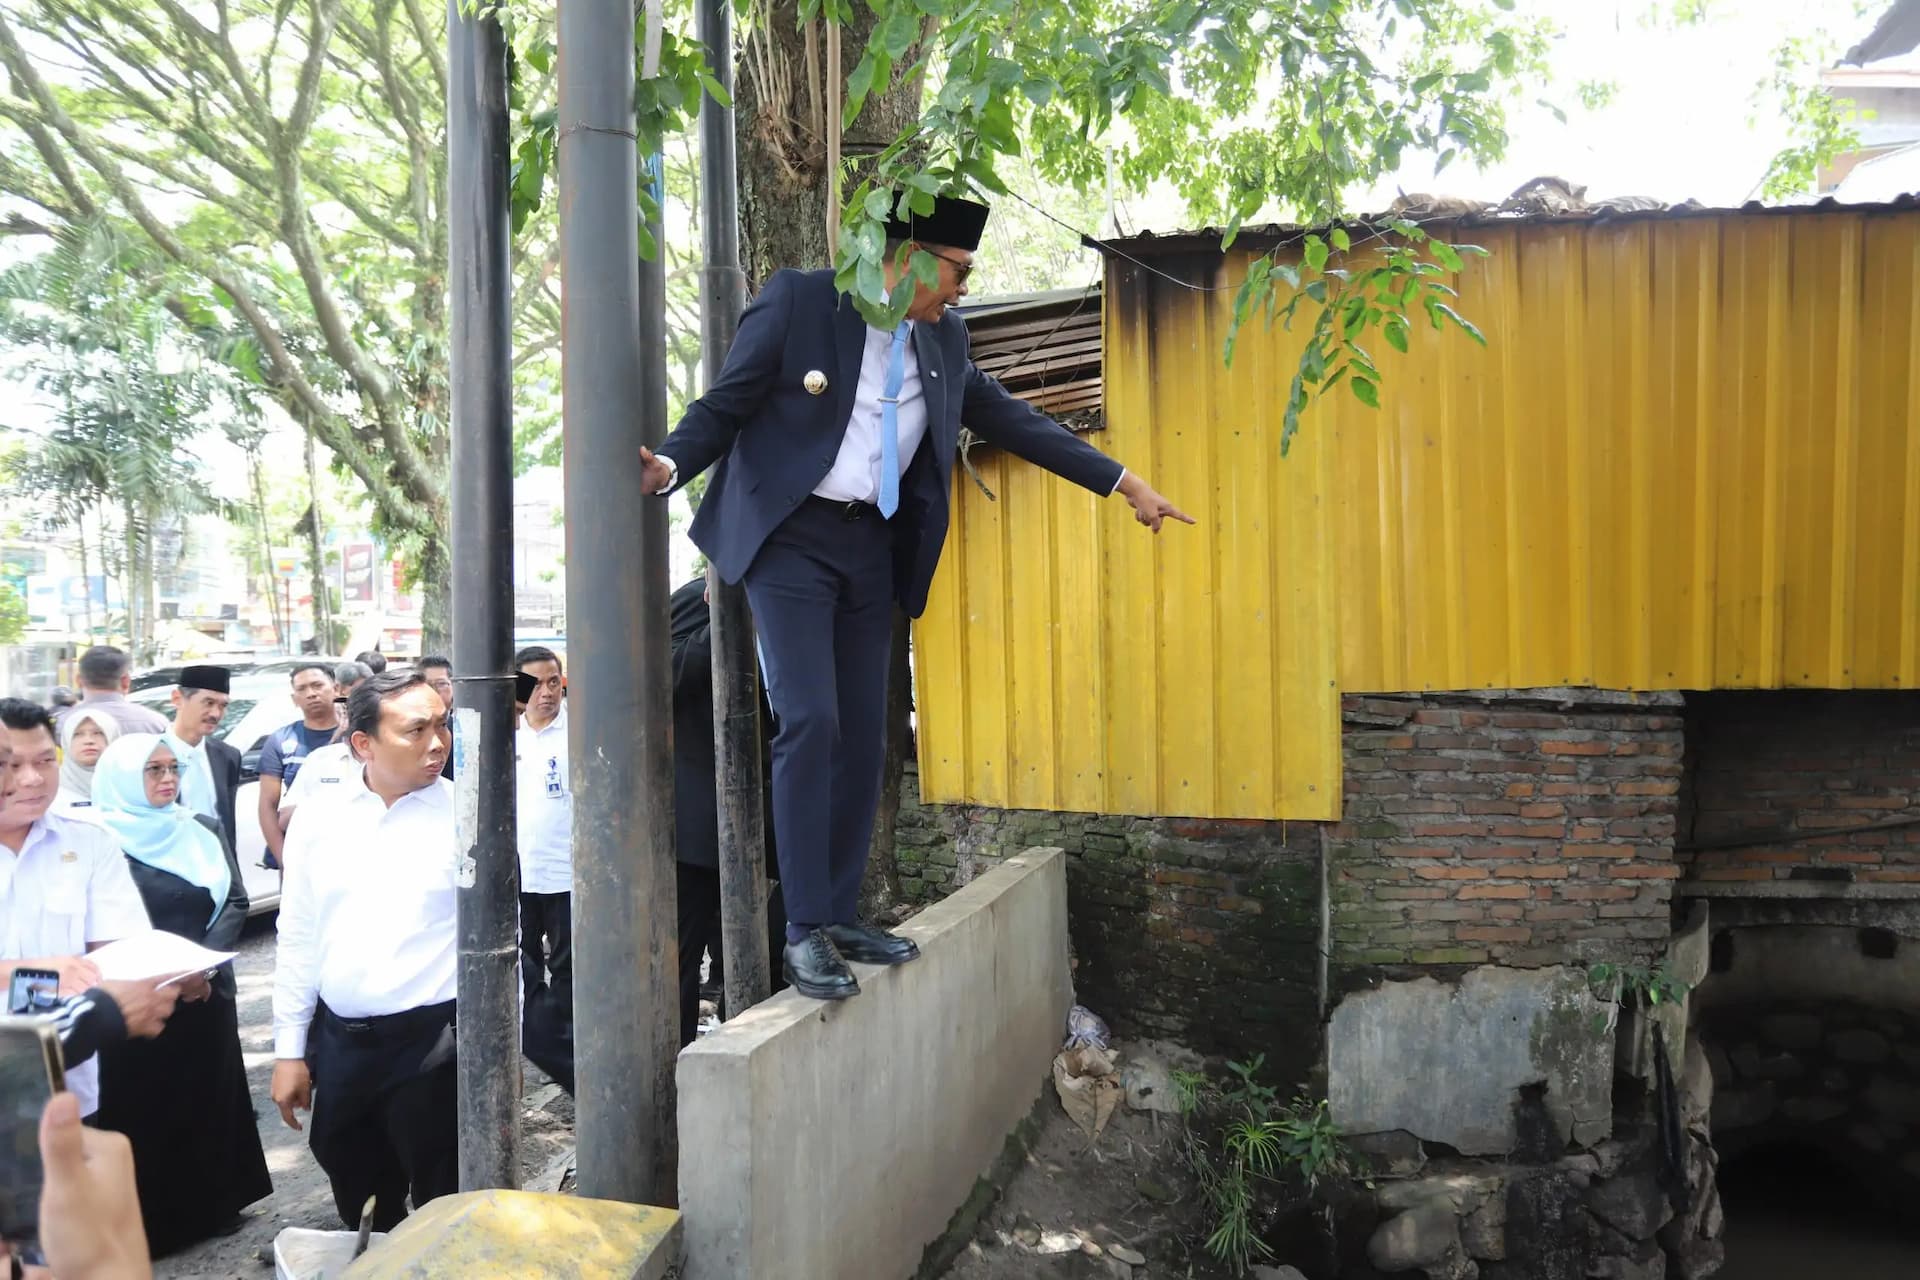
[88,930,237,984]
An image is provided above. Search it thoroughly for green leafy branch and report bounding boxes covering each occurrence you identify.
[1176,1055,1350,1277]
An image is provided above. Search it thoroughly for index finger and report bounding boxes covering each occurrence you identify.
[1167,506,1197,525]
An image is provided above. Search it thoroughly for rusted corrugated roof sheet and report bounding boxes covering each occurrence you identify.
[1101,189,1920,258]
[955,285,1103,422]
[1847,0,1920,64]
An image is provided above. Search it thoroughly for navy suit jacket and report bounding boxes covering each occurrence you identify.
[659,268,1125,617]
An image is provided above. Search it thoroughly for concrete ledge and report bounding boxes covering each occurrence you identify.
[340,1190,680,1279]
[678,847,1072,1280]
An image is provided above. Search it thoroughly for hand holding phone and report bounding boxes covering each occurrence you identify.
[32,1093,149,1280]
[6,971,59,1018]
[0,1016,65,1244]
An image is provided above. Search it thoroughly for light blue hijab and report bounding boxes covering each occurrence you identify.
[92,734,231,930]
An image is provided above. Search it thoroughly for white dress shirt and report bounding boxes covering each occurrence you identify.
[50,789,101,824]
[280,742,355,813]
[272,771,459,1058]
[0,813,152,1114]
[166,731,219,821]
[653,321,1130,499]
[811,322,930,503]
[515,706,572,896]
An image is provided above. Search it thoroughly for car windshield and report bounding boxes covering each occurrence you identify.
[131,694,260,743]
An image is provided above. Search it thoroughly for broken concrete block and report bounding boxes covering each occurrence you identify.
[1367,1201,1472,1277]
[1327,967,1612,1156]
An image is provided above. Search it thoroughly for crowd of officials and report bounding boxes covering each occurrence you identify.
[0,577,766,1268]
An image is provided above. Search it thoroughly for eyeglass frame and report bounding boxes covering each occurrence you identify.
[142,762,182,778]
[917,245,975,285]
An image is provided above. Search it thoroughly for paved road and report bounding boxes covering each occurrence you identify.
[154,917,575,1279]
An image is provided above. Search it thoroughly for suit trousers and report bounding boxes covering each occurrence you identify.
[519,891,573,1005]
[306,1001,458,1232]
[741,498,896,927]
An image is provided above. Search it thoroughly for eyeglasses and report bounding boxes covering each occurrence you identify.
[921,246,974,285]
[143,762,181,778]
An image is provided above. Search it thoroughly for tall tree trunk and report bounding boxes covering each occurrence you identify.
[735,6,927,281]
[303,426,333,651]
[248,448,286,649]
[139,511,156,661]
[737,2,928,915]
[416,528,451,655]
[76,521,93,640]
[120,500,139,658]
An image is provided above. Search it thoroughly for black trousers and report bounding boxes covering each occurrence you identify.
[740,499,895,926]
[307,1001,457,1232]
[520,891,573,1002]
[676,861,789,1047]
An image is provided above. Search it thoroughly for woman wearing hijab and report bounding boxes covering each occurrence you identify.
[88,733,271,1256]
[52,707,120,819]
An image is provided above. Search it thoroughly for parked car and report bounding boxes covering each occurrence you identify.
[130,672,323,916]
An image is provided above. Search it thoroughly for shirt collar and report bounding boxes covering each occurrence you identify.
[524,704,568,736]
[79,692,128,705]
[344,765,447,811]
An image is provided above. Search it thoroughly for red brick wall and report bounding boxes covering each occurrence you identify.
[1679,691,1920,884]
[1330,691,1685,975]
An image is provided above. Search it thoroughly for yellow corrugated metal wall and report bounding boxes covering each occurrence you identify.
[914,209,1920,820]
[913,257,1343,820]
[1334,210,1920,693]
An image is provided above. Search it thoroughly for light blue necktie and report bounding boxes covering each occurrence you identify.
[878,321,910,518]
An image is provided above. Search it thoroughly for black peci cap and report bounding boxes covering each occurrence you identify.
[178,665,231,695]
[882,193,991,252]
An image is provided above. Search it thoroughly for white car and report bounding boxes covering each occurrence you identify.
[131,673,315,917]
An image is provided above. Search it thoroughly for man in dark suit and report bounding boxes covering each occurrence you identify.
[642,194,1191,1001]
[167,665,243,851]
[669,576,786,1043]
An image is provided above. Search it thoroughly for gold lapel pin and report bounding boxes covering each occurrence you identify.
[803,370,828,395]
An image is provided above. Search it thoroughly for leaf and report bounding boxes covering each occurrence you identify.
[1384,319,1409,354]
[1330,227,1351,253]
[1349,376,1379,408]
[698,72,733,108]
[1430,241,1464,273]
[1434,303,1487,345]
[1303,234,1329,273]
[843,53,876,128]
[881,5,920,59]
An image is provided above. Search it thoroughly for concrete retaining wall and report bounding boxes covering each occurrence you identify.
[677,847,1072,1280]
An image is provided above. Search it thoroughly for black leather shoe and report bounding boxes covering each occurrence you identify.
[782,930,860,1001]
[824,922,921,966]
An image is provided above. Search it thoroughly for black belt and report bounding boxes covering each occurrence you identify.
[803,495,881,522]
[316,999,455,1037]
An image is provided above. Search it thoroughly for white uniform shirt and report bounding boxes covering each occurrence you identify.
[0,813,151,1115]
[515,706,572,896]
[280,742,356,813]
[271,772,458,1058]
[813,321,930,504]
[50,789,101,824]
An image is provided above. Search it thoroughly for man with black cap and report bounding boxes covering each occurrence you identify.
[639,193,1192,1002]
[167,665,243,851]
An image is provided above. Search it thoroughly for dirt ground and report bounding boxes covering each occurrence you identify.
[152,917,576,1280]
[942,1041,1238,1280]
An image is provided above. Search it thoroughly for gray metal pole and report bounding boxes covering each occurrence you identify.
[560,0,679,1204]
[446,0,519,1191]
[697,0,771,1020]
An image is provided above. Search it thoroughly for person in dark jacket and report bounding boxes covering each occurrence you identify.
[88,734,270,1256]
[670,576,786,1045]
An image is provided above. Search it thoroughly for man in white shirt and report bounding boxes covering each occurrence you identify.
[0,699,154,1117]
[269,670,458,1232]
[513,647,571,1007]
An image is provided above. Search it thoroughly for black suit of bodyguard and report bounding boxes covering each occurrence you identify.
[647,194,1190,1000]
